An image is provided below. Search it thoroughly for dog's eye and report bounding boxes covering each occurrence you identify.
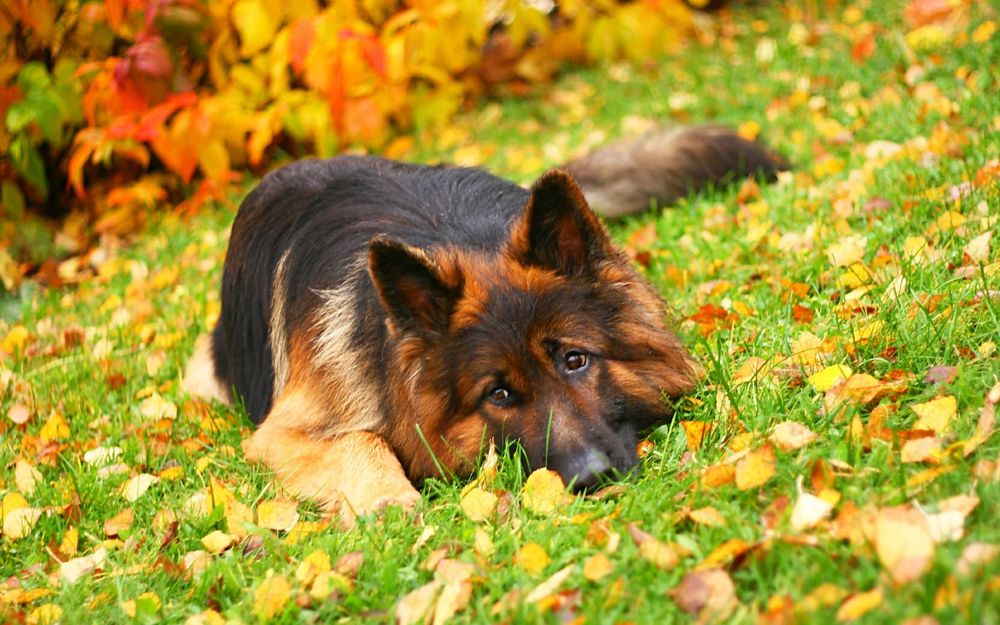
[487,386,512,405]
[565,351,589,371]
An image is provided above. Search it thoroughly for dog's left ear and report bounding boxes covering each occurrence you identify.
[511,170,615,275]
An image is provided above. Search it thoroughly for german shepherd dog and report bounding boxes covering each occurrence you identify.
[182,126,783,522]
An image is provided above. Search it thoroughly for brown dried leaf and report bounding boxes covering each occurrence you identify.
[670,569,737,624]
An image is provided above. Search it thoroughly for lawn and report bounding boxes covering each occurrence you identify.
[2,1,999,624]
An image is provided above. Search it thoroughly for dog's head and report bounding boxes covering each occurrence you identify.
[369,171,697,489]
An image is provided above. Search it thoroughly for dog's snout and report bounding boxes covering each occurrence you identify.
[552,447,615,491]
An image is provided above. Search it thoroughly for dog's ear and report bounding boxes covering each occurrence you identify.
[512,170,614,275]
[368,238,459,335]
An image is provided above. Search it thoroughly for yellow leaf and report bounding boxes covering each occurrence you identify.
[700,463,736,488]
[769,422,817,451]
[184,609,226,625]
[257,499,299,532]
[875,506,934,584]
[836,587,883,621]
[524,564,575,603]
[735,446,776,490]
[522,469,572,516]
[121,474,159,502]
[60,526,78,558]
[737,120,760,141]
[39,411,70,442]
[122,592,160,618]
[253,574,291,620]
[971,20,997,44]
[396,581,441,625]
[201,530,236,554]
[697,538,751,570]
[26,604,63,625]
[3,507,41,540]
[850,320,884,345]
[474,528,495,559]
[808,365,853,391]
[459,486,498,523]
[681,420,712,451]
[900,437,942,463]
[1,324,29,354]
[514,542,551,575]
[231,0,280,57]
[689,506,727,527]
[826,235,867,267]
[295,550,331,587]
[583,553,613,581]
[431,577,472,625]
[14,460,42,496]
[911,395,957,433]
[103,508,134,537]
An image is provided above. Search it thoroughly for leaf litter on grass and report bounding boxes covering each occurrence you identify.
[3,0,1000,623]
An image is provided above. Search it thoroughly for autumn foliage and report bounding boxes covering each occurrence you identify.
[1,0,694,260]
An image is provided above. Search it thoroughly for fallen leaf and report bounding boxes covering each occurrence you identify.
[875,506,934,584]
[628,523,680,570]
[201,530,236,554]
[735,445,776,490]
[3,507,42,540]
[121,474,159,502]
[681,420,712,450]
[963,382,999,456]
[14,460,43,495]
[60,547,107,584]
[697,538,752,570]
[900,436,942,463]
[956,543,998,576]
[835,587,883,621]
[253,574,291,620]
[295,549,331,588]
[184,609,226,625]
[769,422,817,451]
[522,469,572,515]
[524,564,575,602]
[26,604,63,625]
[460,485,498,522]
[701,463,736,488]
[910,395,957,433]
[103,508,134,537]
[514,542,551,575]
[84,446,124,466]
[39,411,70,442]
[689,506,727,527]
[396,580,441,625]
[583,552,613,581]
[791,491,834,531]
[808,365,853,392]
[257,499,299,532]
[670,569,738,624]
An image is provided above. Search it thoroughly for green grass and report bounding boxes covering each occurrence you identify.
[2,1,999,623]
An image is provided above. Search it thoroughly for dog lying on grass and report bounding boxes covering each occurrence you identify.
[182,126,784,522]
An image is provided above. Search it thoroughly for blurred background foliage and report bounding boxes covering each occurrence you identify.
[0,0,701,284]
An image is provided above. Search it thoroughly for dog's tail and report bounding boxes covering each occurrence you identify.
[562,125,787,218]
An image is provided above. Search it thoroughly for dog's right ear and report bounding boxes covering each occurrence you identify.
[368,237,460,336]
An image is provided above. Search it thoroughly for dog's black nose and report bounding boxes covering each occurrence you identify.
[552,448,614,491]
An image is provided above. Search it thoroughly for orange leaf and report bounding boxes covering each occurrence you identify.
[735,446,776,490]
